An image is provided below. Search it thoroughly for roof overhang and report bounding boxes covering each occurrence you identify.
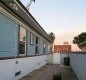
[1,0,52,43]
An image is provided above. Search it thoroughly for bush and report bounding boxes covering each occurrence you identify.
[64,57,70,66]
[53,73,62,80]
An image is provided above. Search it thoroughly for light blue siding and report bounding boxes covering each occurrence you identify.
[27,31,35,55]
[45,42,48,54]
[0,13,18,57]
[39,38,43,54]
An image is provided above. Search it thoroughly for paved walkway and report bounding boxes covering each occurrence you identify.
[20,64,78,80]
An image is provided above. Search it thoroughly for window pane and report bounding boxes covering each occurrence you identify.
[30,32,34,45]
[35,37,39,55]
[19,27,26,55]
[20,27,26,41]
[43,41,46,54]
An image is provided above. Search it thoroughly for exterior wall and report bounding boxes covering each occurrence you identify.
[53,53,68,64]
[0,6,51,80]
[0,55,47,80]
[0,7,51,57]
[47,54,54,64]
[53,53,60,64]
[69,53,86,80]
[39,38,43,54]
[45,42,48,54]
[48,53,68,64]
[0,13,18,57]
[27,31,35,56]
[60,53,68,64]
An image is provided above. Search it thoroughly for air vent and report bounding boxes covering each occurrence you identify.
[15,71,21,76]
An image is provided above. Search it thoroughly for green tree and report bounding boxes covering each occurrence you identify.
[48,32,55,43]
[73,32,86,45]
[48,32,55,53]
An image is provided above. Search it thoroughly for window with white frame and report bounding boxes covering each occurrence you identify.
[19,26,26,56]
[30,32,34,45]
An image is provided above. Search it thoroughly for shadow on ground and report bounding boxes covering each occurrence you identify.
[20,64,78,80]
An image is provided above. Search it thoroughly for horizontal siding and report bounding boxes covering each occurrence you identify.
[39,38,43,54]
[27,31,35,55]
[0,13,18,57]
[45,42,48,54]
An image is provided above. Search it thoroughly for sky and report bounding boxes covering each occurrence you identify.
[20,0,86,51]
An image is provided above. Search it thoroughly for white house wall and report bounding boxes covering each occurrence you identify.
[60,53,68,64]
[0,55,47,80]
[48,53,68,64]
[53,53,60,64]
[69,53,86,80]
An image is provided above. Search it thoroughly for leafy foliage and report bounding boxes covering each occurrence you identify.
[48,32,55,53]
[48,32,55,43]
[73,32,86,44]
[53,73,62,80]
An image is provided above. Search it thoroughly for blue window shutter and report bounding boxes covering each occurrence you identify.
[0,13,18,57]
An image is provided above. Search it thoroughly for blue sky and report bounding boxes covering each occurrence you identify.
[21,0,86,49]
[21,0,86,33]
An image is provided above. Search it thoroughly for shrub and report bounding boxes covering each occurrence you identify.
[58,73,62,80]
[53,73,62,80]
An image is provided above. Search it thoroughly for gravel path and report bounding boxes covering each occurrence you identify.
[20,64,78,80]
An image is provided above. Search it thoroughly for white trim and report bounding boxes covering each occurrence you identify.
[19,26,26,56]
[30,32,34,45]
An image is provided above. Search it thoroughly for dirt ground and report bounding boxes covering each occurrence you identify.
[20,64,78,80]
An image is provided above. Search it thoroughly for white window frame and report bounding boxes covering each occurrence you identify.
[19,26,26,56]
[30,32,34,45]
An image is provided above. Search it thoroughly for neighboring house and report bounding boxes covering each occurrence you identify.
[54,45,71,53]
[0,0,52,80]
[79,41,86,52]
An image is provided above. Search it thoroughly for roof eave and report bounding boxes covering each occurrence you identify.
[1,0,52,43]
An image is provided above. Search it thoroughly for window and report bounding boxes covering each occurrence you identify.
[43,41,46,54]
[30,32,34,45]
[19,26,26,56]
[35,37,39,55]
